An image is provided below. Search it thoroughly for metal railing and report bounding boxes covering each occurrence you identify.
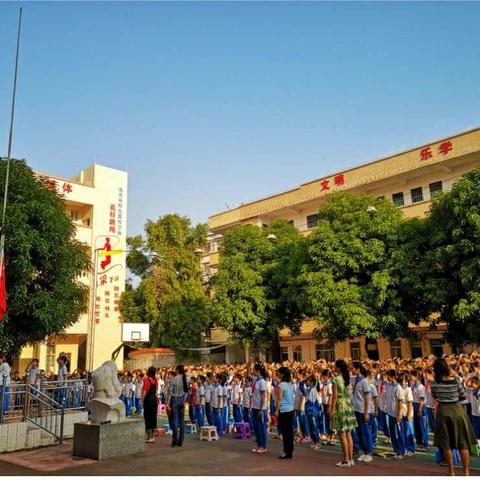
[23,384,65,444]
[0,377,89,424]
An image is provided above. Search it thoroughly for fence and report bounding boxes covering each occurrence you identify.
[0,376,89,424]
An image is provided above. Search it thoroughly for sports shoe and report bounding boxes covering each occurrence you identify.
[357,454,366,462]
[363,455,373,463]
[349,460,355,466]
[336,461,351,468]
[394,454,405,460]
[405,451,414,457]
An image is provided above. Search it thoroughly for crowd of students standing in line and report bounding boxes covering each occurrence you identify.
[123,352,480,476]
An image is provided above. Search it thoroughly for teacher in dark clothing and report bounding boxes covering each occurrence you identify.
[167,365,188,448]
[142,366,158,443]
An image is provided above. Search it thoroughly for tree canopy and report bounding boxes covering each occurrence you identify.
[0,159,90,355]
[120,214,211,358]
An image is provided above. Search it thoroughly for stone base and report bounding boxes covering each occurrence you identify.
[73,418,145,461]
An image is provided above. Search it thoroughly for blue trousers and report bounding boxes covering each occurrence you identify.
[295,411,310,437]
[1,386,9,413]
[427,407,436,432]
[413,403,429,447]
[355,411,373,454]
[369,414,378,448]
[378,409,390,438]
[233,404,242,423]
[352,427,360,453]
[252,408,268,448]
[402,417,415,453]
[170,396,185,446]
[388,414,406,455]
[205,403,212,426]
[243,406,254,431]
[134,397,142,415]
[121,395,132,416]
[214,407,224,436]
[320,404,331,435]
[472,415,480,440]
[307,414,320,444]
[195,404,205,427]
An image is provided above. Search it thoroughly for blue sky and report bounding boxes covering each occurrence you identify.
[0,1,479,236]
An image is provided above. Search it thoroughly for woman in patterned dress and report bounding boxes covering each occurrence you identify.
[329,359,358,468]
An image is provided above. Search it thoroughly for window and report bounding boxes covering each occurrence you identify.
[411,187,424,203]
[429,181,443,198]
[307,214,321,229]
[390,339,402,358]
[392,192,405,207]
[70,210,80,222]
[430,339,444,357]
[293,345,303,362]
[377,195,385,200]
[350,342,360,360]
[280,346,289,361]
[316,342,335,361]
[410,339,423,359]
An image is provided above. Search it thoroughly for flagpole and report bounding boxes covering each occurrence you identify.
[0,7,23,267]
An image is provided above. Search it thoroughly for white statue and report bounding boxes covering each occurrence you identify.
[88,361,126,423]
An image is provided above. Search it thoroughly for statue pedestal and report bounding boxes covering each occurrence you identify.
[73,418,145,460]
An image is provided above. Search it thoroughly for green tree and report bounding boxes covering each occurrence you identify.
[299,192,408,343]
[0,159,90,355]
[212,220,305,351]
[420,168,480,346]
[120,214,211,358]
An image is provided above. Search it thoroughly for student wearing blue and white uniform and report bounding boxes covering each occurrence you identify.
[366,370,379,450]
[386,369,407,459]
[251,364,269,454]
[221,375,229,431]
[410,370,429,451]
[399,372,415,456]
[305,375,321,450]
[195,375,206,428]
[424,370,436,432]
[231,374,243,423]
[204,373,213,426]
[351,362,373,463]
[293,370,309,442]
[319,369,333,444]
[134,373,144,416]
[0,354,11,414]
[242,376,253,429]
[122,373,134,417]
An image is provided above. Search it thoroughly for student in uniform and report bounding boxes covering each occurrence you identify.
[231,374,243,423]
[187,377,197,424]
[195,375,206,428]
[305,375,321,450]
[365,370,379,451]
[134,373,144,416]
[242,376,253,429]
[351,361,373,463]
[410,369,429,451]
[220,374,229,434]
[377,373,391,444]
[293,369,310,443]
[210,375,220,434]
[386,369,407,460]
[251,364,268,454]
[319,369,334,445]
[399,372,415,456]
[122,373,134,417]
[205,372,213,426]
[214,374,225,436]
[424,369,436,433]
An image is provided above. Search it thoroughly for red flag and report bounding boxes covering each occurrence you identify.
[0,254,6,321]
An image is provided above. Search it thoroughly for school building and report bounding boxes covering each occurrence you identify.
[13,164,128,374]
[202,127,480,362]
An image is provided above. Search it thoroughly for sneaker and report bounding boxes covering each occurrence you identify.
[336,461,351,468]
[363,455,373,463]
[357,454,366,462]
[394,454,405,460]
[310,444,321,450]
[417,446,429,452]
[145,438,155,443]
[405,451,414,457]
[349,460,355,466]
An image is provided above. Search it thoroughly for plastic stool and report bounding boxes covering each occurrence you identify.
[185,423,197,434]
[200,426,218,442]
[232,422,251,439]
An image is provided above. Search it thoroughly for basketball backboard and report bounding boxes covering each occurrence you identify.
[122,323,150,343]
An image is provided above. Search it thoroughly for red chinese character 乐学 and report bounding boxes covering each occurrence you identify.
[439,140,453,156]
[420,147,433,161]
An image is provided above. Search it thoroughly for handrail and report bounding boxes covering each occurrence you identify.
[23,384,65,443]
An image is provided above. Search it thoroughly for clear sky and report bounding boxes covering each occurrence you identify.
[0,1,479,236]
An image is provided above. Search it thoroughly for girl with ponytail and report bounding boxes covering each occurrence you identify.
[166,365,189,448]
[329,359,358,468]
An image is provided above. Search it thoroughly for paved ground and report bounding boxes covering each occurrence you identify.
[0,421,479,476]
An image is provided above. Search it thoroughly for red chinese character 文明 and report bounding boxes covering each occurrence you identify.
[62,183,72,193]
[439,140,453,156]
[420,147,433,161]
[320,179,330,191]
[334,174,344,186]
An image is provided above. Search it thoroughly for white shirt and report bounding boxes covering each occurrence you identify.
[57,364,67,382]
[411,382,426,403]
[27,367,40,386]
[196,385,205,405]
[369,383,378,414]
[204,382,212,403]
[252,378,267,410]
[242,386,252,408]
[387,383,405,417]
[232,383,243,405]
[352,376,371,413]
[319,381,332,404]
[0,362,11,386]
